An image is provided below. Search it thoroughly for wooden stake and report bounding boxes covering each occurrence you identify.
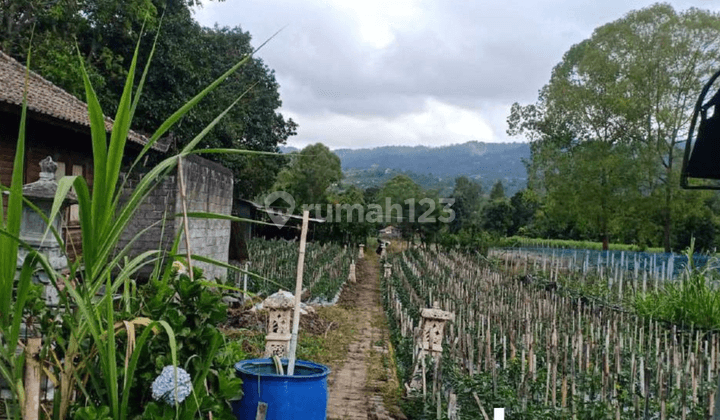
[422,354,427,399]
[712,371,720,420]
[472,391,491,420]
[177,157,194,280]
[23,337,42,420]
[255,402,268,420]
[243,261,250,302]
[287,210,310,376]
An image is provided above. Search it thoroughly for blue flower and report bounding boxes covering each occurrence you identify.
[151,365,192,406]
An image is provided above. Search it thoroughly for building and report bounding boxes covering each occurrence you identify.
[0,51,233,279]
[229,199,325,262]
[0,50,170,259]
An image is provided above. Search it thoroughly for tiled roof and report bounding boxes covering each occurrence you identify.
[0,50,169,152]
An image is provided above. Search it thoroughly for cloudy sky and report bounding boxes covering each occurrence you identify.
[193,0,720,150]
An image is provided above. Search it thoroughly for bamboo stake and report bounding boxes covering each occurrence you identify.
[712,370,720,420]
[23,337,42,420]
[177,157,194,280]
[472,392,491,420]
[287,210,310,376]
[243,261,250,301]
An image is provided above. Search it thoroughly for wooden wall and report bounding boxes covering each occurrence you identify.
[0,108,94,260]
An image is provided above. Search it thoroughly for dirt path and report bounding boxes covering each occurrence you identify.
[326,250,401,420]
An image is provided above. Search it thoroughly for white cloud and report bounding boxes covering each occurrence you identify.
[193,0,720,149]
[330,0,424,49]
[284,98,498,149]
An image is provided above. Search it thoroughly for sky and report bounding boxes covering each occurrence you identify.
[193,0,720,150]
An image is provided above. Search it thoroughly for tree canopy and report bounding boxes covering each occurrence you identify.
[489,180,506,201]
[272,143,343,207]
[2,0,296,199]
[508,4,720,251]
[450,176,483,233]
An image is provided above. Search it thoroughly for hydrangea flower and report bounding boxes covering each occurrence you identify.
[151,365,192,406]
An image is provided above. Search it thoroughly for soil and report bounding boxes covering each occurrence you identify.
[224,305,338,336]
[221,248,404,419]
[326,251,404,420]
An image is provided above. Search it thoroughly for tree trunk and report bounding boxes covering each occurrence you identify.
[663,210,671,253]
[602,235,609,251]
[663,165,672,253]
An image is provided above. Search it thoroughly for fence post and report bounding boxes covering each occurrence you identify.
[712,372,720,420]
[243,262,250,302]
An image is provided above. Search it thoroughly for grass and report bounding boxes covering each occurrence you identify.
[635,241,720,329]
[500,236,664,252]
[364,314,403,419]
[222,306,359,373]
[300,306,358,372]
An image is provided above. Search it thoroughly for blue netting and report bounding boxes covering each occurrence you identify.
[496,246,714,279]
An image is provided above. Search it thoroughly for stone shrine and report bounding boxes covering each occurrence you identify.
[408,302,454,391]
[384,263,392,279]
[15,157,76,306]
[263,290,296,358]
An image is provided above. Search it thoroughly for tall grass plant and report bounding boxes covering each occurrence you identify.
[2,23,279,420]
[635,239,720,329]
[0,48,63,420]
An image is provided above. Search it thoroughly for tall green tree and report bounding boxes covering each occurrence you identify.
[319,186,374,244]
[272,143,343,206]
[509,189,541,236]
[482,200,513,237]
[509,4,720,251]
[450,176,483,233]
[584,4,720,252]
[376,175,426,241]
[489,180,506,201]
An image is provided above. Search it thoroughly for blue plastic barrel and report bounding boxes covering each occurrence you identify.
[232,359,331,420]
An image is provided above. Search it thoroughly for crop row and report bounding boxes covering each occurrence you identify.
[239,239,353,303]
[384,246,720,419]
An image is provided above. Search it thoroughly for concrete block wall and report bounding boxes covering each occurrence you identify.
[117,155,233,280]
[175,155,234,280]
[117,174,178,264]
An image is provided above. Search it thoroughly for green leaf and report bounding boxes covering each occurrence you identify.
[77,47,108,260]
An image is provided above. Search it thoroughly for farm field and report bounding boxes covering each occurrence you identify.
[222,240,403,420]
[8,1,720,419]
[384,245,720,419]
[238,239,354,303]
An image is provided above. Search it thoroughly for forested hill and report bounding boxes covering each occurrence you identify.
[281,141,530,195]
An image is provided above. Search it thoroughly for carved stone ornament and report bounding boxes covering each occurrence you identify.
[348,261,356,283]
[39,156,57,178]
[420,302,454,354]
[19,156,77,202]
[14,157,78,306]
[408,302,454,392]
[263,290,295,358]
[383,263,392,279]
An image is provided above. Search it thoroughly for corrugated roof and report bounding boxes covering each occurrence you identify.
[239,199,326,223]
[0,50,169,152]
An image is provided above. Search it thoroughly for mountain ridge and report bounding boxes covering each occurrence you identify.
[280,141,530,195]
